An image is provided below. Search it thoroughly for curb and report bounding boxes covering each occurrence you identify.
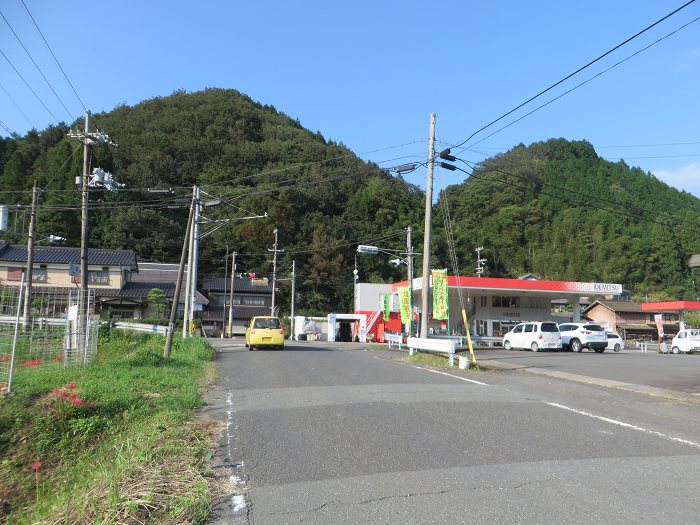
[477,358,700,406]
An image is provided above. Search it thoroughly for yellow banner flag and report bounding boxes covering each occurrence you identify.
[432,269,449,320]
[398,286,411,324]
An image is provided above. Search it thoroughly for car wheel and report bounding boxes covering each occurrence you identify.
[672,346,680,354]
[571,339,582,353]
[531,342,539,352]
[613,343,621,352]
[504,340,512,350]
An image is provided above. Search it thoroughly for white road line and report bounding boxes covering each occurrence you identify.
[546,401,700,449]
[372,356,488,385]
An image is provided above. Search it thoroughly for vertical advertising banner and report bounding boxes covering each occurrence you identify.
[654,314,664,338]
[432,269,449,320]
[382,293,391,321]
[398,286,411,324]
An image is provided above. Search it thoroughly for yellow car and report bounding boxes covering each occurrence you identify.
[245,316,284,350]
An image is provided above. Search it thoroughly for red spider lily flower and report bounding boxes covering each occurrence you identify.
[67,392,77,399]
[52,354,63,363]
[31,460,42,471]
[22,359,44,367]
[66,381,77,390]
[52,387,63,394]
[71,398,83,407]
[0,354,10,361]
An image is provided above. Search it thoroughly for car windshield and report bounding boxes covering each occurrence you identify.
[254,318,281,329]
[583,325,604,331]
[540,323,559,332]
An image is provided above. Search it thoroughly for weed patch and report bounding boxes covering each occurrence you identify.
[0,331,215,524]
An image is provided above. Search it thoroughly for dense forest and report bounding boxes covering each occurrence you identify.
[1,89,699,313]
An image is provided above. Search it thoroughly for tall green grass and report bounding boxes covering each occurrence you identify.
[0,331,216,524]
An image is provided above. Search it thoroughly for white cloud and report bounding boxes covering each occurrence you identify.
[653,162,700,199]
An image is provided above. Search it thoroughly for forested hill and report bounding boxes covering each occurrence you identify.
[433,139,700,300]
[0,88,425,313]
[1,90,699,311]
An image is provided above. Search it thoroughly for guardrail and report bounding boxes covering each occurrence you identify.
[471,336,503,347]
[384,332,403,349]
[112,321,168,335]
[407,337,458,366]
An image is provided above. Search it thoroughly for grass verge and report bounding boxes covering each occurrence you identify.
[0,330,216,524]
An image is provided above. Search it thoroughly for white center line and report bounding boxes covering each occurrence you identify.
[546,401,700,449]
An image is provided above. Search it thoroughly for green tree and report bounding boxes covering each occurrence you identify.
[146,288,167,318]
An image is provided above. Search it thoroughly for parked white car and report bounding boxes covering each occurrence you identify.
[605,332,625,352]
[558,322,608,353]
[670,329,700,354]
[502,322,562,352]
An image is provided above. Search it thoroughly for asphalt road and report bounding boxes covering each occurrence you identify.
[202,339,700,524]
[474,346,700,394]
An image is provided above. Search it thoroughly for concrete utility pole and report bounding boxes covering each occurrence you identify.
[420,113,436,338]
[68,110,116,356]
[23,182,38,330]
[406,226,413,337]
[164,199,194,357]
[222,244,228,336]
[183,186,201,338]
[269,228,283,315]
[79,111,91,353]
[290,260,296,339]
[227,251,236,336]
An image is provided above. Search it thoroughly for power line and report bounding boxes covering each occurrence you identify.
[0,81,35,129]
[0,47,61,125]
[0,8,74,120]
[19,0,87,112]
[459,13,700,153]
[452,0,697,150]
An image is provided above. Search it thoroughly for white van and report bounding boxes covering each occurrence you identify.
[502,322,562,352]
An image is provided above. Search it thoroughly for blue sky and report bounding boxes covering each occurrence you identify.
[1,1,699,198]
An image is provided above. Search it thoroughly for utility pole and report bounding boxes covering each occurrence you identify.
[290,260,296,340]
[190,186,201,336]
[222,245,229,337]
[68,110,116,356]
[164,198,194,357]
[22,182,38,330]
[227,251,236,337]
[406,226,413,337]
[475,246,486,277]
[420,113,436,338]
[79,111,91,354]
[269,228,283,315]
[183,186,200,337]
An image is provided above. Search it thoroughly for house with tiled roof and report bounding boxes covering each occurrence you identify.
[201,276,273,336]
[582,300,679,340]
[0,242,207,320]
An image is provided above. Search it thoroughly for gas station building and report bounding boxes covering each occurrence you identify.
[356,275,622,338]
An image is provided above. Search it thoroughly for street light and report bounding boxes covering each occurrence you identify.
[356,227,417,337]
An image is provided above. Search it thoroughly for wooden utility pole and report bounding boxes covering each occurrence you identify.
[164,198,194,357]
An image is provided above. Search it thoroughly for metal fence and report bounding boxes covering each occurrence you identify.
[0,284,98,395]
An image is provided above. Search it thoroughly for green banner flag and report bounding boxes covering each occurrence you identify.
[398,286,411,324]
[382,293,391,321]
[432,269,449,320]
